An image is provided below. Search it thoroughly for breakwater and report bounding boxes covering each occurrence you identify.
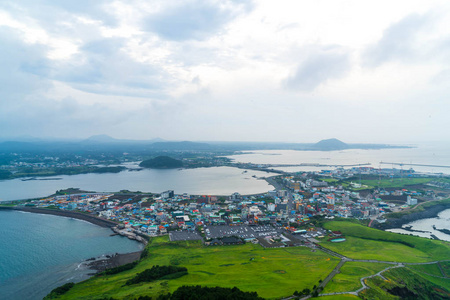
[0,206,118,228]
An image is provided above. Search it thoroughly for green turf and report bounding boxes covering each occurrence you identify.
[322,262,391,293]
[321,221,450,262]
[359,177,433,189]
[60,237,339,299]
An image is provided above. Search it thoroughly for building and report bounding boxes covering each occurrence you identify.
[161,190,174,199]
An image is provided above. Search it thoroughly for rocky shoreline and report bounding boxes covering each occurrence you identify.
[84,251,143,272]
[374,203,450,230]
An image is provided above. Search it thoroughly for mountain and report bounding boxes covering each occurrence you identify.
[83,134,118,143]
[311,138,349,150]
[149,141,212,150]
[82,135,166,144]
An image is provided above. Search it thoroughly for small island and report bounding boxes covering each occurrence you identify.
[139,156,183,169]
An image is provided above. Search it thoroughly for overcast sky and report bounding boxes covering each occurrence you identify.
[1,0,449,143]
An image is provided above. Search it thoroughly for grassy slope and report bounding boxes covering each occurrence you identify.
[320,221,450,262]
[61,237,339,299]
[322,262,391,293]
[408,263,446,277]
[360,267,450,300]
[440,261,450,277]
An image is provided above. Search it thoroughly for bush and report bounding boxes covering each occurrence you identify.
[44,282,74,299]
[157,285,263,300]
[126,265,188,285]
[97,261,138,276]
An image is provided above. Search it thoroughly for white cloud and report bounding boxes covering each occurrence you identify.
[0,0,450,143]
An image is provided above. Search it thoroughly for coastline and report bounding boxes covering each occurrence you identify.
[84,251,143,272]
[0,206,119,228]
[374,202,450,230]
[0,206,146,274]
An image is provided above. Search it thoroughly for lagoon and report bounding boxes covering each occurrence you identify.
[0,167,276,201]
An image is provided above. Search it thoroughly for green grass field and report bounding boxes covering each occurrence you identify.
[60,237,339,299]
[359,177,433,189]
[322,262,391,293]
[320,176,446,191]
[320,221,450,262]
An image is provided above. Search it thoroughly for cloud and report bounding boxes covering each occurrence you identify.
[363,13,431,67]
[0,27,52,101]
[51,38,172,98]
[143,0,252,41]
[0,0,117,28]
[284,47,351,91]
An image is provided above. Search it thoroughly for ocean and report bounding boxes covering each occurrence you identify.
[0,210,143,300]
[226,142,450,174]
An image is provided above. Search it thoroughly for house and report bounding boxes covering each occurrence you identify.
[206,238,223,246]
[222,236,243,245]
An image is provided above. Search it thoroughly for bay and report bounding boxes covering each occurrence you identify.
[0,210,143,300]
[226,143,450,174]
[0,167,277,201]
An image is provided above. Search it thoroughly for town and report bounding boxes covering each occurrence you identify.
[17,166,449,248]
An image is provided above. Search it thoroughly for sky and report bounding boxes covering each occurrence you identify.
[1,0,449,144]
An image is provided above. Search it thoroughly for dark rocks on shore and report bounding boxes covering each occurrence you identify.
[85,251,142,272]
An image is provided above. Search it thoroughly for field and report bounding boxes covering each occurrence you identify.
[322,262,391,293]
[60,237,339,299]
[359,177,433,189]
[322,176,450,191]
[320,221,450,262]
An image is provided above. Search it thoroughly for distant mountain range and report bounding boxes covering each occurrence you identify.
[0,135,411,153]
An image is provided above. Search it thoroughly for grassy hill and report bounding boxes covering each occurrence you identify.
[51,221,450,299]
[57,237,339,299]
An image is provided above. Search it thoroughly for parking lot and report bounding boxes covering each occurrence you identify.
[169,231,202,241]
[205,225,282,239]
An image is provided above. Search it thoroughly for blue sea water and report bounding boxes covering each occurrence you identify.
[0,210,143,300]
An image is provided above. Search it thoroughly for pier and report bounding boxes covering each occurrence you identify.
[380,162,450,169]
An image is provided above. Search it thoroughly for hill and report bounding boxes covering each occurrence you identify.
[311,138,349,150]
[139,156,183,169]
